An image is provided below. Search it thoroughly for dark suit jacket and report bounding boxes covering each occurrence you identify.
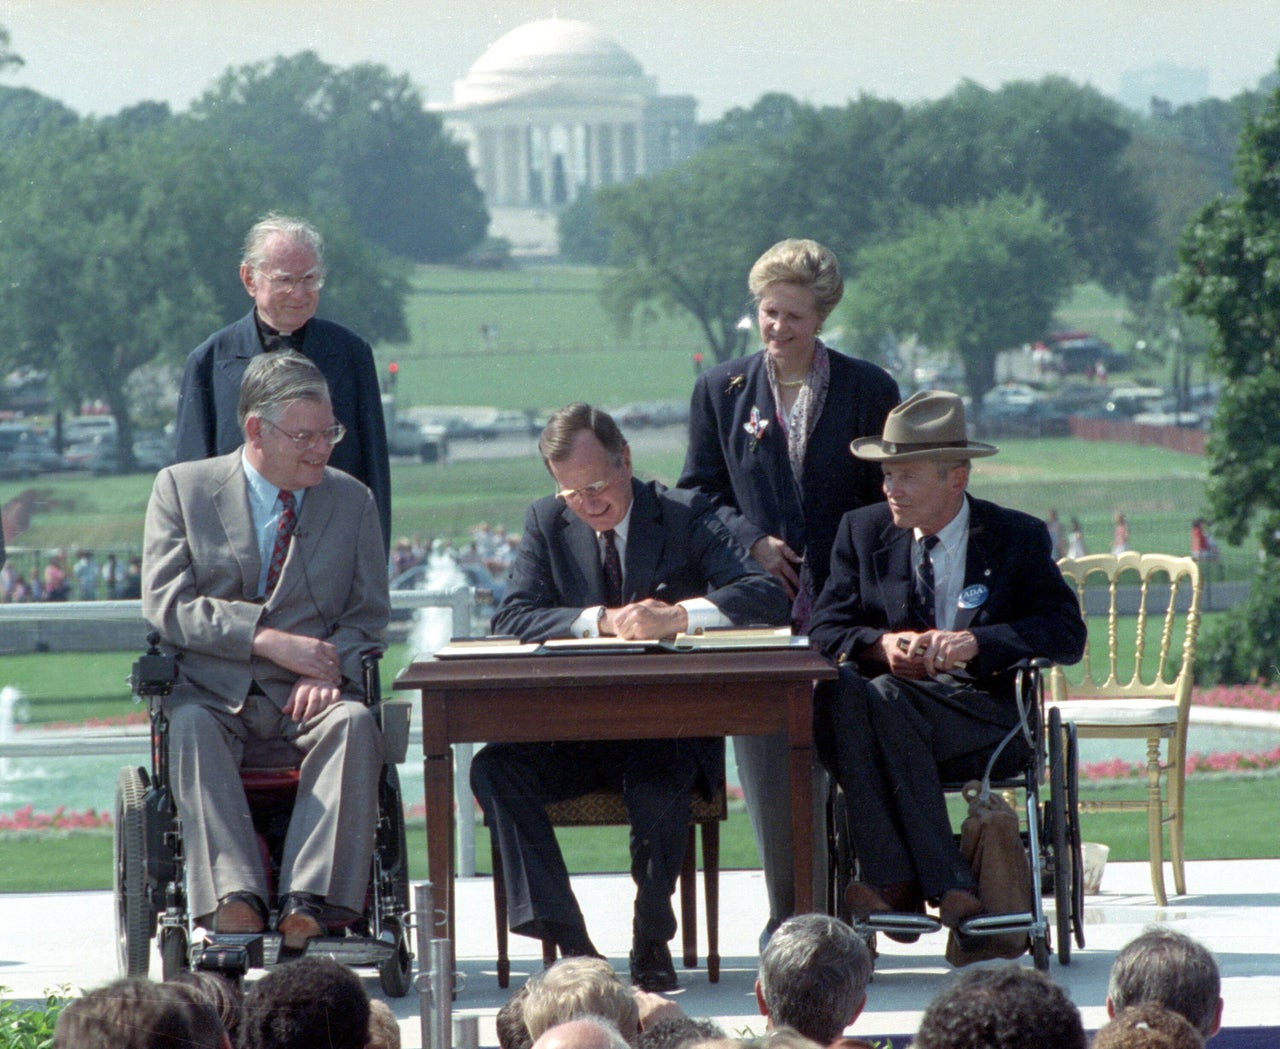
[678,347,900,598]
[493,479,790,643]
[492,478,789,792]
[142,452,390,714]
[173,311,391,554]
[809,496,1085,697]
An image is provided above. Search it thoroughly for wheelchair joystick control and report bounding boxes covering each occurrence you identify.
[132,632,177,698]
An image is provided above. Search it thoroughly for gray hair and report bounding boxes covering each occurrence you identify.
[748,239,843,322]
[242,212,325,274]
[758,914,872,1046]
[237,349,331,430]
[538,403,628,469]
[1108,927,1221,1038]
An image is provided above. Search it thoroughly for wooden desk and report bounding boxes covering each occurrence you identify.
[393,648,837,942]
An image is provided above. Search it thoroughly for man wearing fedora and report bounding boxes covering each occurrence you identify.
[809,390,1085,931]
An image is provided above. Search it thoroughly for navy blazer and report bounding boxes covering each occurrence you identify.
[173,311,391,554]
[809,496,1086,696]
[493,479,790,643]
[678,347,900,599]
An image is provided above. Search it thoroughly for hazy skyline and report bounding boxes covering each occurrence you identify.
[3,0,1279,121]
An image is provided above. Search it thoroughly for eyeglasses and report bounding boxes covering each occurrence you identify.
[262,419,347,448]
[555,478,613,503]
[258,270,325,293]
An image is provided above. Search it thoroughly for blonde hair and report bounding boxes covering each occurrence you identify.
[522,958,639,1044]
[748,239,843,322]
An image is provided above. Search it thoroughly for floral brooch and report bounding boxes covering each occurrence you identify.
[743,406,769,451]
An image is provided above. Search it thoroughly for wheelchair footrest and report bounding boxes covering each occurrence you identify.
[302,935,399,968]
[957,912,1036,937]
[858,913,942,937]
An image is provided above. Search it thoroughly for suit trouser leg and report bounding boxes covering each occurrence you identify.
[609,740,700,944]
[734,732,830,928]
[470,742,601,939]
[814,667,917,890]
[858,675,1021,898]
[167,701,266,921]
[279,700,383,913]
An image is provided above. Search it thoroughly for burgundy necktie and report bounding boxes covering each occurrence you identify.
[265,489,296,595]
[602,529,623,608]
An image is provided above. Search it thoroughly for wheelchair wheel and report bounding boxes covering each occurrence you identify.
[1048,708,1073,965]
[1066,721,1086,950]
[114,766,157,977]
[160,927,189,982]
[830,786,857,925]
[379,917,414,998]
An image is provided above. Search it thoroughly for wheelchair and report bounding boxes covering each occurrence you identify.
[113,633,415,995]
[828,660,1085,971]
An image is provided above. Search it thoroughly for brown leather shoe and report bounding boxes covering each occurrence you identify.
[277,892,326,950]
[844,881,894,920]
[212,892,267,934]
[846,880,926,943]
[938,888,985,929]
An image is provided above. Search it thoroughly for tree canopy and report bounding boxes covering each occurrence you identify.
[189,51,488,263]
[1175,67,1280,683]
[595,144,786,363]
[843,195,1074,415]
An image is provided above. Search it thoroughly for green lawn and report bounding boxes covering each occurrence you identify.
[0,774,1272,893]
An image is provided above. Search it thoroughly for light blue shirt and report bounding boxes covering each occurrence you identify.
[242,452,306,598]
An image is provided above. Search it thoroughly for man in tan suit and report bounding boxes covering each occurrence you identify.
[143,349,388,949]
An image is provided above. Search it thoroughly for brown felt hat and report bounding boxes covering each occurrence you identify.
[850,390,998,462]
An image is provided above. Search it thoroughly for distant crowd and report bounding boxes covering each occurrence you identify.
[0,548,141,603]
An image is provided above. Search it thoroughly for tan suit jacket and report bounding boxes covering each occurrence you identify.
[143,450,389,710]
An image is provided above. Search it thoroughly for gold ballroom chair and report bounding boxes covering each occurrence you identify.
[1050,552,1203,905]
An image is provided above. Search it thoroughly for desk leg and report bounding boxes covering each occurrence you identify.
[424,744,455,944]
[788,682,815,913]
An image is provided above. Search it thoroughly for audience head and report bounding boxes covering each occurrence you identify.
[1093,1003,1205,1049]
[367,999,402,1049]
[54,977,227,1049]
[756,913,872,1045]
[171,970,243,1047]
[523,957,640,1045]
[532,1017,632,1049]
[240,956,370,1049]
[636,1017,726,1049]
[1107,927,1222,1039]
[911,964,1085,1049]
[497,984,535,1049]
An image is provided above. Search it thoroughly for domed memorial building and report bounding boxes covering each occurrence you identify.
[439,18,697,250]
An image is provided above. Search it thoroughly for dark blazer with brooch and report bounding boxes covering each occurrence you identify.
[173,310,391,554]
[809,495,1086,696]
[494,478,789,644]
[678,347,900,599]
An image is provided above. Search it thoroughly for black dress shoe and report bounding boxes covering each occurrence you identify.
[212,891,268,934]
[629,938,678,992]
[277,892,326,950]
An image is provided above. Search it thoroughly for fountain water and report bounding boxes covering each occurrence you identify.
[405,548,473,660]
[0,685,23,783]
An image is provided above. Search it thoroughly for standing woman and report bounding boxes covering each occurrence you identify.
[678,238,900,938]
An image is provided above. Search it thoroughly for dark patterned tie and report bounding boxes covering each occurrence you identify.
[601,529,623,608]
[912,534,940,629]
[265,489,296,596]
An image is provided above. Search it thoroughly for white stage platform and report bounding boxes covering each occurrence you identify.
[3,858,1279,1047]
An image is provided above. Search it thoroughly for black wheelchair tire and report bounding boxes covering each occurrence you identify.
[115,766,156,977]
[1048,707,1072,965]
